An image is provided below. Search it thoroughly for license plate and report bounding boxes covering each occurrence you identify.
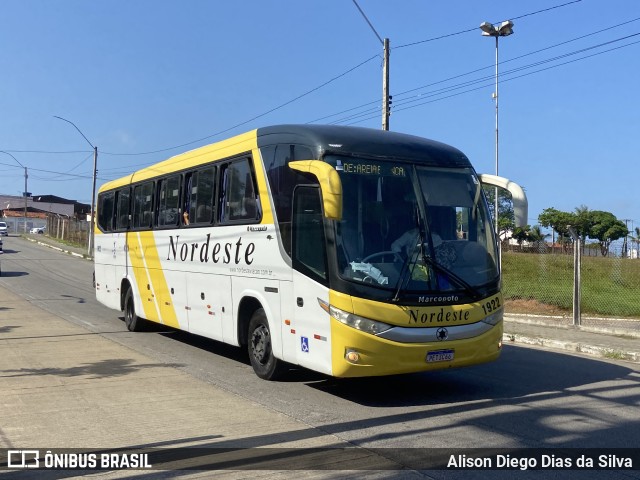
[426,349,454,363]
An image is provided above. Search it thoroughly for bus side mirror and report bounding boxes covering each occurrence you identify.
[478,174,528,227]
[289,160,342,220]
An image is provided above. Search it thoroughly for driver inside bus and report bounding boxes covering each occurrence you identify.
[391,228,443,259]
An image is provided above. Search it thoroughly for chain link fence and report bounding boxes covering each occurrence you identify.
[502,244,640,319]
[45,215,90,248]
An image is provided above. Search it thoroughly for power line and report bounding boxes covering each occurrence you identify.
[0,1,621,161]
[389,32,640,112]
[394,0,584,49]
[0,160,109,182]
[337,37,640,126]
[311,24,640,126]
[97,54,380,157]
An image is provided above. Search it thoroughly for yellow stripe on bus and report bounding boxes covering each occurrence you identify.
[138,231,180,329]
[127,232,157,321]
[128,231,180,328]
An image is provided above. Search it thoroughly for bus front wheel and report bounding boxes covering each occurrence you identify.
[124,288,145,332]
[248,309,286,380]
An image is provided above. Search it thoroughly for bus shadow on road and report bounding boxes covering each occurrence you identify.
[305,344,637,407]
[0,270,29,277]
[141,323,332,383]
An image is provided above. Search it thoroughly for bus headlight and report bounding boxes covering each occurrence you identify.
[329,305,393,335]
[481,308,503,326]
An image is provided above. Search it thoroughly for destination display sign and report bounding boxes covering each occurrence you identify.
[335,159,407,177]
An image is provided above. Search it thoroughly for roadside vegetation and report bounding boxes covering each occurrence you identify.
[502,251,640,318]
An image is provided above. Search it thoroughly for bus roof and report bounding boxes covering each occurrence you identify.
[256,124,471,167]
[99,125,472,193]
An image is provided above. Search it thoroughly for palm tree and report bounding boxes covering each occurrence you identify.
[529,225,550,253]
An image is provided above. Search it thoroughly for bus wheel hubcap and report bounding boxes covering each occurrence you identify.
[251,325,269,364]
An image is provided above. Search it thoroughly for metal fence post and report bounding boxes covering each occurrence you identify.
[568,226,581,326]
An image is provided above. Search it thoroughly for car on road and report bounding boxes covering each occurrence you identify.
[30,226,46,234]
[0,221,8,236]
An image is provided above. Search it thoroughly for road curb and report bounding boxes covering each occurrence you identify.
[505,313,640,338]
[23,236,92,260]
[503,331,640,364]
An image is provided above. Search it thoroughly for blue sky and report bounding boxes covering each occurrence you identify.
[1,0,639,232]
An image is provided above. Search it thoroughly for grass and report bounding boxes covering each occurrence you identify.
[502,251,640,318]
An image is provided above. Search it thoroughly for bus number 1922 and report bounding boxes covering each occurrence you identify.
[481,296,501,315]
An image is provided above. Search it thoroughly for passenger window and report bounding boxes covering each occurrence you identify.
[157,175,181,227]
[292,186,328,284]
[183,167,215,226]
[133,182,154,229]
[115,188,131,230]
[219,158,260,223]
[97,192,115,232]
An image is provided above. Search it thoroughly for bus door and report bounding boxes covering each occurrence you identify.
[114,188,131,306]
[290,186,332,376]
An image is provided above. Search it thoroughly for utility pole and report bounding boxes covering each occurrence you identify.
[352,0,390,130]
[23,166,28,233]
[54,116,98,256]
[89,145,98,255]
[0,151,29,233]
[382,38,390,130]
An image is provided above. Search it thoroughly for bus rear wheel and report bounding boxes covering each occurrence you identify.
[124,288,145,332]
[248,308,286,380]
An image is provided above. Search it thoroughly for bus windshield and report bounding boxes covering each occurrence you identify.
[332,157,499,298]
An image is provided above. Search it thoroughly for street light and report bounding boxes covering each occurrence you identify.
[480,20,514,239]
[0,151,29,233]
[54,116,98,256]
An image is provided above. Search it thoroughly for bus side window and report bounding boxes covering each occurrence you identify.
[115,187,131,230]
[182,168,215,226]
[194,167,215,224]
[157,175,181,227]
[133,182,154,229]
[97,191,115,232]
[183,173,193,226]
[292,186,328,285]
[219,158,261,223]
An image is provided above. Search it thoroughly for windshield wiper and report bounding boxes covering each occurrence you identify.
[391,204,435,302]
[391,239,420,302]
[419,253,482,300]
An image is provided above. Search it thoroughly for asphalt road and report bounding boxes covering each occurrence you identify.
[1,236,639,479]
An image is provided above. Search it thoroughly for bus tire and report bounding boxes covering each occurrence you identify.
[124,288,145,332]
[248,308,286,380]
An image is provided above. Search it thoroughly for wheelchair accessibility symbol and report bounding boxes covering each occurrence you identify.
[301,336,309,353]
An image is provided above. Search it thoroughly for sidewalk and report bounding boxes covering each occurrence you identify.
[503,314,640,364]
[1,285,392,478]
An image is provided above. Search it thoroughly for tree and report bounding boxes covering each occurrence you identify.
[573,205,593,249]
[538,207,575,251]
[528,225,550,252]
[510,224,550,252]
[511,225,532,250]
[587,210,628,257]
[483,187,515,243]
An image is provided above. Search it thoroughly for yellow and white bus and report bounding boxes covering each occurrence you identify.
[94,125,527,380]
